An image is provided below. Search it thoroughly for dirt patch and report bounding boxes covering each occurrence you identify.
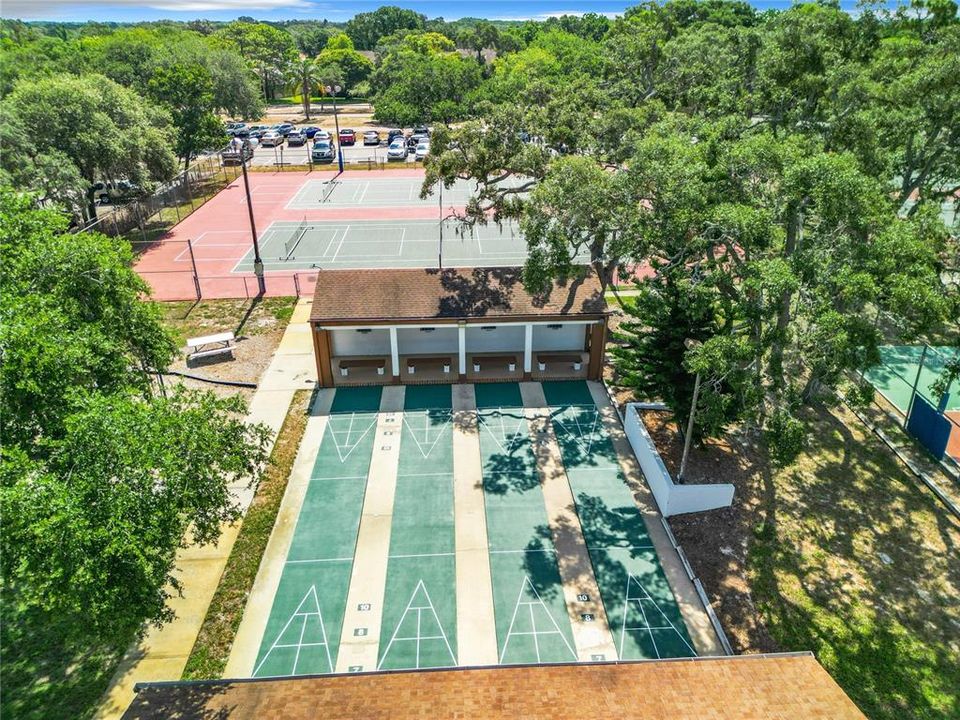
[157,298,297,402]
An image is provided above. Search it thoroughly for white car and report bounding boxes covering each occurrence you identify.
[415,141,430,161]
[260,131,284,147]
[314,129,331,142]
[387,140,408,161]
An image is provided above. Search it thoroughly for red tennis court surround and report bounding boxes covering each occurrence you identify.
[133,168,444,301]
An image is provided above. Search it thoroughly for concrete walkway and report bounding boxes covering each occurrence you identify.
[95,297,317,720]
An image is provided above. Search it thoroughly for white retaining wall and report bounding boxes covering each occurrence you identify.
[624,402,735,517]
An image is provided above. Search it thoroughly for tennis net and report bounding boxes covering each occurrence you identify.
[282,217,309,260]
[320,180,339,203]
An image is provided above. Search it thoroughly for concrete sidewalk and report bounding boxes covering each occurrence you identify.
[94,297,317,720]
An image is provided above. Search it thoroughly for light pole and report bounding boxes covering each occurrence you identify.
[239,148,266,296]
[678,338,702,484]
[325,84,345,174]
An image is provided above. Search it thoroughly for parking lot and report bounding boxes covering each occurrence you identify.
[247,139,421,167]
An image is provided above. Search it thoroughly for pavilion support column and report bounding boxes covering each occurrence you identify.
[458,322,467,382]
[389,326,400,382]
[523,323,533,381]
[587,320,607,380]
[313,325,334,388]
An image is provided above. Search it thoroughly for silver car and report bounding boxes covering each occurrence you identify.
[387,140,407,161]
[260,131,284,147]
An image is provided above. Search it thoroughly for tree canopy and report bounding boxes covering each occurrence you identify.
[0,191,271,643]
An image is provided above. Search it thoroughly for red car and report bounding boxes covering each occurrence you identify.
[338,128,356,146]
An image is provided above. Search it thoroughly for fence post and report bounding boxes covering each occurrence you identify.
[186,237,202,301]
[906,344,930,428]
[294,273,301,298]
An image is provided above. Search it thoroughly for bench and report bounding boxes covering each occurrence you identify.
[472,355,517,373]
[537,353,582,372]
[339,358,386,377]
[407,356,452,375]
[187,332,235,361]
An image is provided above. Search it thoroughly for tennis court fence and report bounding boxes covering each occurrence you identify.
[862,343,960,466]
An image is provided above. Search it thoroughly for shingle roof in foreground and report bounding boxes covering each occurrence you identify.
[309,266,608,323]
[122,653,866,720]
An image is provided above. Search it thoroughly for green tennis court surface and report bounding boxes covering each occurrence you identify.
[378,385,457,671]
[475,383,577,665]
[543,381,696,660]
[233,218,530,273]
[287,176,529,210]
[252,387,382,678]
[864,345,960,414]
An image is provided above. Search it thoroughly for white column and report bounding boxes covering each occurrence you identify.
[524,323,533,374]
[389,327,399,377]
[458,323,467,376]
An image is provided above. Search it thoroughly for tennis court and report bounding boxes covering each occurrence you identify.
[864,345,960,414]
[287,176,529,210]
[231,218,531,272]
[247,381,698,679]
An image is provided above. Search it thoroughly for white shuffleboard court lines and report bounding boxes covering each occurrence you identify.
[253,585,333,677]
[500,576,576,664]
[552,409,603,457]
[327,413,378,463]
[402,411,452,459]
[618,575,697,660]
[478,409,529,455]
[378,579,456,670]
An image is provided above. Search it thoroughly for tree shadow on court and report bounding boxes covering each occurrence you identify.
[546,408,620,467]
[520,528,566,603]
[121,684,232,720]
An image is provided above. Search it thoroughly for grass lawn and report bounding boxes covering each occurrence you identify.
[659,402,960,720]
[182,389,313,679]
[155,297,296,346]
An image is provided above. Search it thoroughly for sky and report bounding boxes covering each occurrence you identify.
[1,0,860,23]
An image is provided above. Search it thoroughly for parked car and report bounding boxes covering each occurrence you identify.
[413,124,430,136]
[314,129,331,141]
[287,129,306,146]
[226,122,247,136]
[260,130,284,147]
[221,140,255,165]
[387,128,405,144]
[312,139,336,163]
[387,139,407,161]
[415,140,430,161]
[406,134,426,154]
[362,130,381,146]
[339,128,356,145]
[302,126,320,138]
[91,179,143,204]
[273,122,296,136]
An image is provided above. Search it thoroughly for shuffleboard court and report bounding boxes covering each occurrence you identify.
[475,383,578,665]
[231,218,533,273]
[252,387,383,678]
[287,176,529,210]
[378,385,458,671]
[542,381,696,660]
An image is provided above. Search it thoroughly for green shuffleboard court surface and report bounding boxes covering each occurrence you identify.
[475,383,577,665]
[864,345,960,415]
[542,381,696,660]
[378,385,458,671]
[252,386,382,677]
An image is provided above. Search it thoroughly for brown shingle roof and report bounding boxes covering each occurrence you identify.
[309,267,607,324]
[122,653,866,720]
